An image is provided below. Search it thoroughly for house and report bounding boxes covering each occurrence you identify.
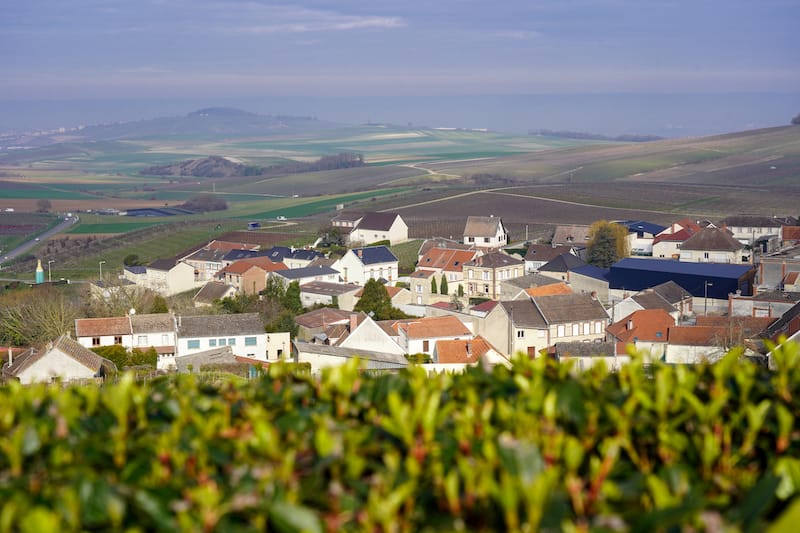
[335,314,405,355]
[486,293,608,358]
[408,269,440,306]
[607,309,675,361]
[728,290,800,318]
[295,308,355,341]
[176,313,271,361]
[76,313,177,370]
[261,246,323,269]
[463,252,524,299]
[221,248,273,266]
[417,246,481,296]
[348,212,408,246]
[331,211,365,231]
[679,226,747,264]
[537,253,589,282]
[270,265,341,287]
[617,220,667,257]
[463,215,508,250]
[300,281,362,310]
[123,258,201,296]
[718,215,784,252]
[665,316,775,365]
[607,259,757,310]
[336,246,398,285]
[524,244,577,273]
[182,247,228,282]
[551,225,591,248]
[219,257,287,295]
[500,273,563,299]
[2,335,117,384]
[417,238,475,262]
[425,336,510,373]
[651,219,703,259]
[292,341,408,376]
[397,315,473,356]
[553,341,624,372]
[193,281,237,307]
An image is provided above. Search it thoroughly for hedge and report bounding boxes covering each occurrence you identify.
[1,343,799,532]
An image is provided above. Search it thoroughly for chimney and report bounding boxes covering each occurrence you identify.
[590,291,597,301]
[466,341,472,356]
[357,249,363,259]
[350,314,358,332]
[627,319,633,330]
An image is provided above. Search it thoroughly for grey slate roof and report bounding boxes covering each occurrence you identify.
[533,293,608,323]
[464,252,523,269]
[148,258,179,271]
[554,341,616,359]
[500,300,547,328]
[539,253,588,273]
[273,265,340,280]
[293,341,408,367]
[131,313,174,334]
[464,216,504,237]
[354,212,402,232]
[680,227,744,252]
[552,225,591,246]
[194,282,236,304]
[350,246,398,265]
[222,249,272,262]
[295,308,353,329]
[185,248,227,262]
[718,215,783,228]
[175,346,237,373]
[502,273,562,290]
[630,292,676,313]
[524,244,575,262]
[650,281,692,305]
[300,281,360,296]
[177,313,264,337]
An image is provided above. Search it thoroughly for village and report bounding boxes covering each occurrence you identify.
[4,210,800,384]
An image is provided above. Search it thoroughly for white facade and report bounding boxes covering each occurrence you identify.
[679,250,742,264]
[177,332,268,361]
[338,318,405,355]
[665,344,726,364]
[12,350,99,385]
[349,216,409,246]
[125,262,202,296]
[336,250,398,286]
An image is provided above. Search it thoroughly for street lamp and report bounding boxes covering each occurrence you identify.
[99,260,106,281]
[47,260,54,283]
[704,281,714,316]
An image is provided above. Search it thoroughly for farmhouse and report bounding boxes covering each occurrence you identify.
[678,226,747,264]
[463,215,508,250]
[336,246,398,285]
[347,212,408,246]
[2,335,117,384]
[463,252,524,299]
[176,313,271,361]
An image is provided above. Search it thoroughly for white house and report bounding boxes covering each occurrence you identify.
[2,335,117,384]
[336,246,399,285]
[397,315,473,356]
[123,259,201,296]
[176,313,269,361]
[348,212,409,246]
[76,313,179,370]
[292,341,408,376]
[270,265,341,287]
[463,215,508,250]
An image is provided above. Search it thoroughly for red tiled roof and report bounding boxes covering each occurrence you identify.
[399,315,471,339]
[524,283,573,297]
[435,336,495,364]
[782,226,800,241]
[607,309,675,343]
[75,317,131,337]
[667,326,722,346]
[784,272,800,285]
[418,248,478,272]
[470,300,499,313]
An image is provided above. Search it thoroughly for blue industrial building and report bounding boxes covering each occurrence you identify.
[608,258,756,298]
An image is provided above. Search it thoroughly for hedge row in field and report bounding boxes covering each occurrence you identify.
[1,344,800,532]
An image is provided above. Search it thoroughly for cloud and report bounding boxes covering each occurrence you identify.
[227,13,406,34]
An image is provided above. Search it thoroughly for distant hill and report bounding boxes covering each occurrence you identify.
[530,129,664,142]
[4,107,343,146]
[140,152,366,178]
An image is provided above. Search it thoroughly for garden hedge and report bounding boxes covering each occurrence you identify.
[1,343,800,532]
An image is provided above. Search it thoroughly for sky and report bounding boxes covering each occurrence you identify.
[1,1,798,133]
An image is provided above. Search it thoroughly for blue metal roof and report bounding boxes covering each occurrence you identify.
[572,265,609,281]
[617,220,667,235]
[351,246,398,265]
[609,258,756,298]
[222,249,271,262]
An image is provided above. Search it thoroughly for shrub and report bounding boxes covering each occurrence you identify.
[1,345,800,530]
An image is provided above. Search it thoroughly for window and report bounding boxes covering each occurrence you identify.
[572,324,580,336]
[114,336,122,345]
[218,338,227,346]
[482,271,490,281]
[468,270,474,279]
[423,340,429,352]
[209,339,217,347]
[516,330,525,338]
[557,325,566,337]
[467,237,474,243]
[92,337,100,346]
[484,237,490,243]
[416,284,423,293]
[228,338,236,346]
[137,335,147,346]
[187,340,200,350]
[484,284,489,294]
[277,349,283,358]
[162,334,169,345]
[583,323,590,335]
[245,336,257,346]
[594,321,603,334]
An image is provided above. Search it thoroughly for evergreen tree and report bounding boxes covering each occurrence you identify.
[440,276,449,295]
[458,284,464,297]
[430,277,438,294]
[283,280,303,314]
[354,279,409,320]
[150,295,168,314]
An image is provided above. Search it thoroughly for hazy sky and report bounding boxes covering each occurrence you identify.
[2,0,798,100]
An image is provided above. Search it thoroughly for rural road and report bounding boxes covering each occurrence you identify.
[1,215,78,265]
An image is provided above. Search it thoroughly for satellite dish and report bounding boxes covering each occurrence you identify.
[129,308,136,315]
